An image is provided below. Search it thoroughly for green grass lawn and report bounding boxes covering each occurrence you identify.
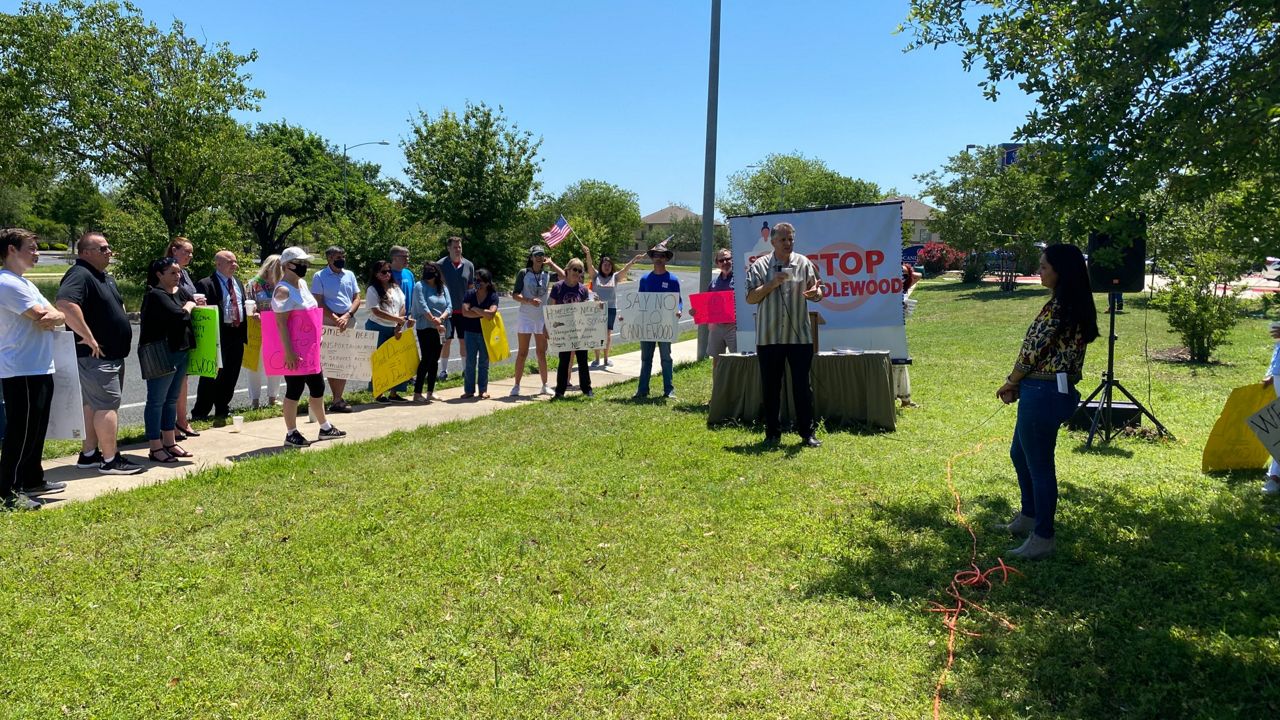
[2,279,1278,718]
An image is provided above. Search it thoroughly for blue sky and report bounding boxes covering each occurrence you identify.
[10,0,1037,214]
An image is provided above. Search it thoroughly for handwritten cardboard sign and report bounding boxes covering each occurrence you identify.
[689,291,735,325]
[371,331,419,397]
[615,290,679,343]
[1247,395,1280,465]
[259,308,323,376]
[186,306,221,378]
[546,302,608,353]
[320,325,377,382]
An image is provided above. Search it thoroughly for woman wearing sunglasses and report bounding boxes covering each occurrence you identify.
[365,259,413,403]
[548,258,595,398]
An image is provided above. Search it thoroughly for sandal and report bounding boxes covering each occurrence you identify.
[176,425,200,437]
[164,444,193,458]
[148,448,178,464]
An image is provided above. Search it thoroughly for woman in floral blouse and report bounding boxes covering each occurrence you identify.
[995,244,1098,560]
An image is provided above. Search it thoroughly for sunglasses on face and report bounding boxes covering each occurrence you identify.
[95,245,113,254]
[717,258,732,264]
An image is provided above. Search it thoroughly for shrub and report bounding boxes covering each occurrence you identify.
[918,241,963,276]
[961,252,985,283]
[1159,252,1243,363]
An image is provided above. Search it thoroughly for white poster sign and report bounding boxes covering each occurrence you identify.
[729,202,908,358]
[47,332,86,440]
[1248,396,1280,465]
[546,302,608,353]
[615,291,679,343]
[320,326,378,382]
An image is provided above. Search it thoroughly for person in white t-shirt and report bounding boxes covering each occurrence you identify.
[510,244,564,397]
[364,259,413,402]
[0,228,67,510]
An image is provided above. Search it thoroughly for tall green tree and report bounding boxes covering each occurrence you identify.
[0,0,262,236]
[718,153,882,217]
[904,0,1279,240]
[402,102,542,277]
[915,145,1069,257]
[555,179,642,261]
[229,122,347,258]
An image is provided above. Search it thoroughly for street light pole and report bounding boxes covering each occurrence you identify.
[697,0,721,361]
[341,140,391,213]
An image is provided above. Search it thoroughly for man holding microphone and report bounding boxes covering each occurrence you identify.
[745,222,824,447]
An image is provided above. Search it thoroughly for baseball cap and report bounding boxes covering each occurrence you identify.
[280,247,312,265]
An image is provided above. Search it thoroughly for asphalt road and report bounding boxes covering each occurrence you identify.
[114,271,701,427]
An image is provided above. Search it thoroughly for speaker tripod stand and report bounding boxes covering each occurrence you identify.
[1080,293,1171,447]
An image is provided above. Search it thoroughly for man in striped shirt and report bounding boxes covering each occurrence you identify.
[745,222,825,447]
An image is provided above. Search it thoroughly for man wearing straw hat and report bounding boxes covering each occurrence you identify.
[632,238,682,400]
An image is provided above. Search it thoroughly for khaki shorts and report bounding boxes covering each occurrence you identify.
[707,323,737,356]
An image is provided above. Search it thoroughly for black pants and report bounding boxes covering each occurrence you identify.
[414,328,443,394]
[284,373,326,402]
[193,326,245,418]
[757,343,815,438]
[556,350,591,395]
[0,374,53,499]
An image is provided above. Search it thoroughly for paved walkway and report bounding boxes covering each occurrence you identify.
[38,340,701,507]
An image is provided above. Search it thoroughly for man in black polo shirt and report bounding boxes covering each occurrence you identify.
[55,232,143,475]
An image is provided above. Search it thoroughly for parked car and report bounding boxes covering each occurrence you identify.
[1264,257,1280,282]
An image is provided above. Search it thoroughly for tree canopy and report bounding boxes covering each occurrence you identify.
[0,0,263,236]
[904,0,1279,230]
[402,102,542,277]
[718,153,883,217]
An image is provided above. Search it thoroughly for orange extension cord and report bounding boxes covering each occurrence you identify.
[928,439,1022,720]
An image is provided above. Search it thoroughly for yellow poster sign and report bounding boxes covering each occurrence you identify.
[242,315,262,372]
[1202,383,1276,472]
[371,331,420,397]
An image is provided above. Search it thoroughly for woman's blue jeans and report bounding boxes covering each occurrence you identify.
[1010,378,1080,539]
[365,319,409,394]
[144,350,189,441]
[464,331,489,394]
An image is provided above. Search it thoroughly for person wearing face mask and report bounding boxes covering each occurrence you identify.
[410,260,451,402]
[311,246,362,412]
[275,247,346,447]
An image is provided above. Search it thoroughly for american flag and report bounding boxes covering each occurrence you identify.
[541,215,572,247]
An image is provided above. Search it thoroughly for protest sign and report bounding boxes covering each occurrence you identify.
[546,302,608,353]
[688,291,735,325]
[259,308,323,376]
[46,332,86,440]
[242,315,262,372]
[1247,395,1280,466]
[1202,383,1276,471]
[615,290,679,342]
[320,326,377,382]
[187,306,220,378]
[371,331,419,397]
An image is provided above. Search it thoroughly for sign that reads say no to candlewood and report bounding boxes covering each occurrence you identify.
[615,290,680,343]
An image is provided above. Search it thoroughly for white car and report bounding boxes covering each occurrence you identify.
[1265,257,1280,282]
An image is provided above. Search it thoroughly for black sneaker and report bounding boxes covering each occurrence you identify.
[285,430,312,448]
[98,455,144,475]
[317,425,346,441]
[2,494,41,511]
[76,449,104,469]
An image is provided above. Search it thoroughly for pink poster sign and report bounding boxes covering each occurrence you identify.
[689,291,736,325]
[258,308,323,376]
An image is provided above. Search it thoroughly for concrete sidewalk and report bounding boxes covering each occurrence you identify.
[37,339,700,507]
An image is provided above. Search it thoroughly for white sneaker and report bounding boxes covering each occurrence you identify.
[590,360,601,369]
[540,384,552,395]
[428,393,442,402]
[1263,476,1280,495]
[605,359,615,367]
[509,385,522,397]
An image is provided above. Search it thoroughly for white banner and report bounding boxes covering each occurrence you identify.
[47,332,86,440]
[546,302,608,353]
[729,202,908,358]
[1248,396,1280,465]
[320,326,378,382]
[616,290,680,343]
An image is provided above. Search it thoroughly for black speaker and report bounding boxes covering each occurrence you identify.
[1087,214,1147,294]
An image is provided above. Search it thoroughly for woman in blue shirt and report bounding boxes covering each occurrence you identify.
[411,261,452,403]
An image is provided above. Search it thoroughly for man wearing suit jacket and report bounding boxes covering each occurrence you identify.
[191,250,248,420]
